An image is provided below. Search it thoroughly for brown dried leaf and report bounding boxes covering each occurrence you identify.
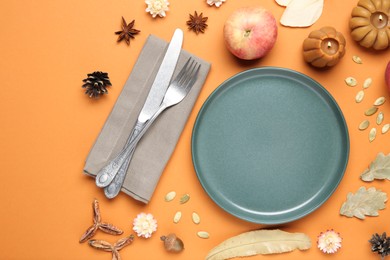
[99,222,124,235]
[88,239,113,252]
[114,235,135,251]
[79,225,98,243]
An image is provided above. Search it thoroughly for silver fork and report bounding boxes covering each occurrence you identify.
[103,58,201,198]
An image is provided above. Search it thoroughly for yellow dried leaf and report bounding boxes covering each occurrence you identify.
[206,229,311,260]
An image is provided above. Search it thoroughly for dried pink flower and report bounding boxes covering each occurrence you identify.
[317,229,342,254]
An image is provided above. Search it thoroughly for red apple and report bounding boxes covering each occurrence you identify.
[386,61,390,92]
[223,7,278,60]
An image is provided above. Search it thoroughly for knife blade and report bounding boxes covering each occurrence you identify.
[95,28,183,188]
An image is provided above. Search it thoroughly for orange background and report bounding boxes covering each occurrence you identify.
[1,0,389,259]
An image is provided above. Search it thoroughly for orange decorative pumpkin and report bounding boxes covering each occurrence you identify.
[303,27,346,68]
[350,0,390,50]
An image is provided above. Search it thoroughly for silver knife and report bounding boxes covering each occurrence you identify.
[95,28,183,188]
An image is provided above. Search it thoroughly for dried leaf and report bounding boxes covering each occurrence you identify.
[206,229,311,260]
[360,153,390,182]
[340,187,387,219]
[280,0,324,27]
[275,0,293,6]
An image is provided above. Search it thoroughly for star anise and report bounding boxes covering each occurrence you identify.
[186,11,208,34]
[79,199,123,243]
[115,17,140,45]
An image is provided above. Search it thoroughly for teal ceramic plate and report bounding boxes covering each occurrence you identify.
[192,67,349,224]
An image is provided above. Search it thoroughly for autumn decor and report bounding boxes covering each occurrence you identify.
[79,199,123,243]
[340,187,387,219]
[115,17,140,45]
[145,0,169,18]
[360,153,390,182]
[187,11,208,34]
[350,0,390,50]
[82,71,112,98]
[133,213,157,238]
[205,229,311,259]
[369,232,390,259]
[317,230,342,254]
[89,235,134,260]
[302,26,346,68]
[161,234,185,253]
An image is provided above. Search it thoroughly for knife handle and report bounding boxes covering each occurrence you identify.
[95,121,144,188]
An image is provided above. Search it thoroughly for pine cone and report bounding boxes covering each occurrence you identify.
[369,232,390,258]
[82,71,112,98]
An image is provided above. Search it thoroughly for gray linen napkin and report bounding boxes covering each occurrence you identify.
[84,35,210,203]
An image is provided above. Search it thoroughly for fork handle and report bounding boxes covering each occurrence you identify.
[103,104,167,198]
[95,120,145,188]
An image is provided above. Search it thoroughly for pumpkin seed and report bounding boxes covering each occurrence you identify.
[355,90,364,103]
[358,120,370,131]
[374,97,386,106]
[173,211,182,223]
[192,212,201,224]
[180,194,190,204]
[376,112,384,125]
[365,106,378,116]
[352,55,362,64]
[197,231,209,239]
[369,128,377,142]
[382,124,390,134]
[165,191,176,202]
[363,78,372,89]
[345,77,357,87]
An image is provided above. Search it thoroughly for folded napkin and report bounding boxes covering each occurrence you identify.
[84,35,211,204]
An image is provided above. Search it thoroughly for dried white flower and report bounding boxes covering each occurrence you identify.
[133,213,157,238]
[317,230,342,254]
[145,0,169,18]
[207,0,226,7]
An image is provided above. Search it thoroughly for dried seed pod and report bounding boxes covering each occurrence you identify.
[345,77,357,87]
[161,234,184,253]
[165,191,176,202]
[79,199,123,243]
[89,235,134,260]
[358,120,370,131]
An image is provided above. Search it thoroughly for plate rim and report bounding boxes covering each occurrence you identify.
[191,66,350,224]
